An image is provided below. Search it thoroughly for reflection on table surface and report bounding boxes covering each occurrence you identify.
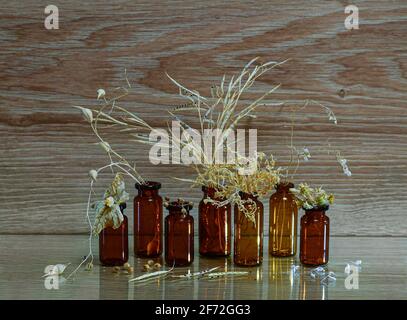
[1,235,405,299]
[99,254,336,300]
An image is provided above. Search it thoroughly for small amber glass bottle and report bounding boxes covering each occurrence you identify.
[99,203,128,266]
[234,192,264,266]
[165,200,194,267]
[300,206,330,266]
[199,186,231,257]
[269,182,298,257]
[134,181,163,257]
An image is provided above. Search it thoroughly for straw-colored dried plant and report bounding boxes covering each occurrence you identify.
[289,183,334,210]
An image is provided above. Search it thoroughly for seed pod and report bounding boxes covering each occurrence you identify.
[147,260,155,266]
[153,263,162,269]
[143,264,151,271]
[97,88,106,100]
[123,262,131,269]
[112,266,121,273]
[89,169,98,181]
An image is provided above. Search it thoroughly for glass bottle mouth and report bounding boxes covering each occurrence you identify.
[276,182,294,190]
[119,202,126,212]
[165,200,193,212]
[304,205,329,212]
[238,191,259,199]
[135,181,161,191]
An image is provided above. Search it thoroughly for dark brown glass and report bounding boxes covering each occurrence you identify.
[165,202,194,267]
[199,186,231,257]
[134,181,163,257]
[300,207,330,266]
[269,182,298,257]
[99,204,128,266]
[234,192,264,266]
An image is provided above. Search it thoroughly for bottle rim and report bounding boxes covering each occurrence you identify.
[303,205,329,212]
[165,200,193,212]
[135,181,161,191]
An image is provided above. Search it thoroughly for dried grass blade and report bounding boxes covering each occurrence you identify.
[128,267,174,283]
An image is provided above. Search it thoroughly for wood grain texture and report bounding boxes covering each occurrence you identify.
[0,235,406,299]
[0,1,406,235]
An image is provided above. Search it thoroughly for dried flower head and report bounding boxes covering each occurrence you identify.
[290,183,334,210]
[92,173,129,234]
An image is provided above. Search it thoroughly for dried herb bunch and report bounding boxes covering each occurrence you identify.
[92,173,129,235]
[71,73,154,278]
[206,153,281,224]
[289,183,334,210]
[164,57,285,190]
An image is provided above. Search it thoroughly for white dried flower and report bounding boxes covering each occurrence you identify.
[97,89,106,100]
[89,169,98,181]
[325,107,337,124]
[338,157,352,177]
[74,106,93,123]
[104,196,115,208]
[302,147,311,161]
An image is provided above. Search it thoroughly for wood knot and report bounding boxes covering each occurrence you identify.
[338,89,346,98]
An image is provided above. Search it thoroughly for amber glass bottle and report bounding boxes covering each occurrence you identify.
[134,181,163,257]
[199,186,231,257]
[165,201,194,267]
[234,192,264,266]
[300,207,330,266]
[269,182,298,257]
[99,203,128,266]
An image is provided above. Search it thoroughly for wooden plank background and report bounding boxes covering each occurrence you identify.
[0,0,406,235]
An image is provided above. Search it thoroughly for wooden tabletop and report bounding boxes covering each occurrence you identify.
[0,235,405,300]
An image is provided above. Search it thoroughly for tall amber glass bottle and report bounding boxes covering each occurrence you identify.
[234,192,264,266]
[99,203,128,266]
[269,182,298,257]
[199,186,231,257]
[300,207,330,266]
[134,181,163,257]
[165,201,194,267]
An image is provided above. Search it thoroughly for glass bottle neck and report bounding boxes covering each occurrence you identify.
[305,208,327,216]
[138,189,159,197]
[168,209,189,216]
[276,182,294,193]
[202,186,222,200]
[239,192,259,201]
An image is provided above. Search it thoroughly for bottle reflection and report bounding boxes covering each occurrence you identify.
[298,269,329,300]
[131,256,166,299]
[198,255,232,300]
[231,264,264,299]
[268,257,299,299]
[99,265,129,300]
